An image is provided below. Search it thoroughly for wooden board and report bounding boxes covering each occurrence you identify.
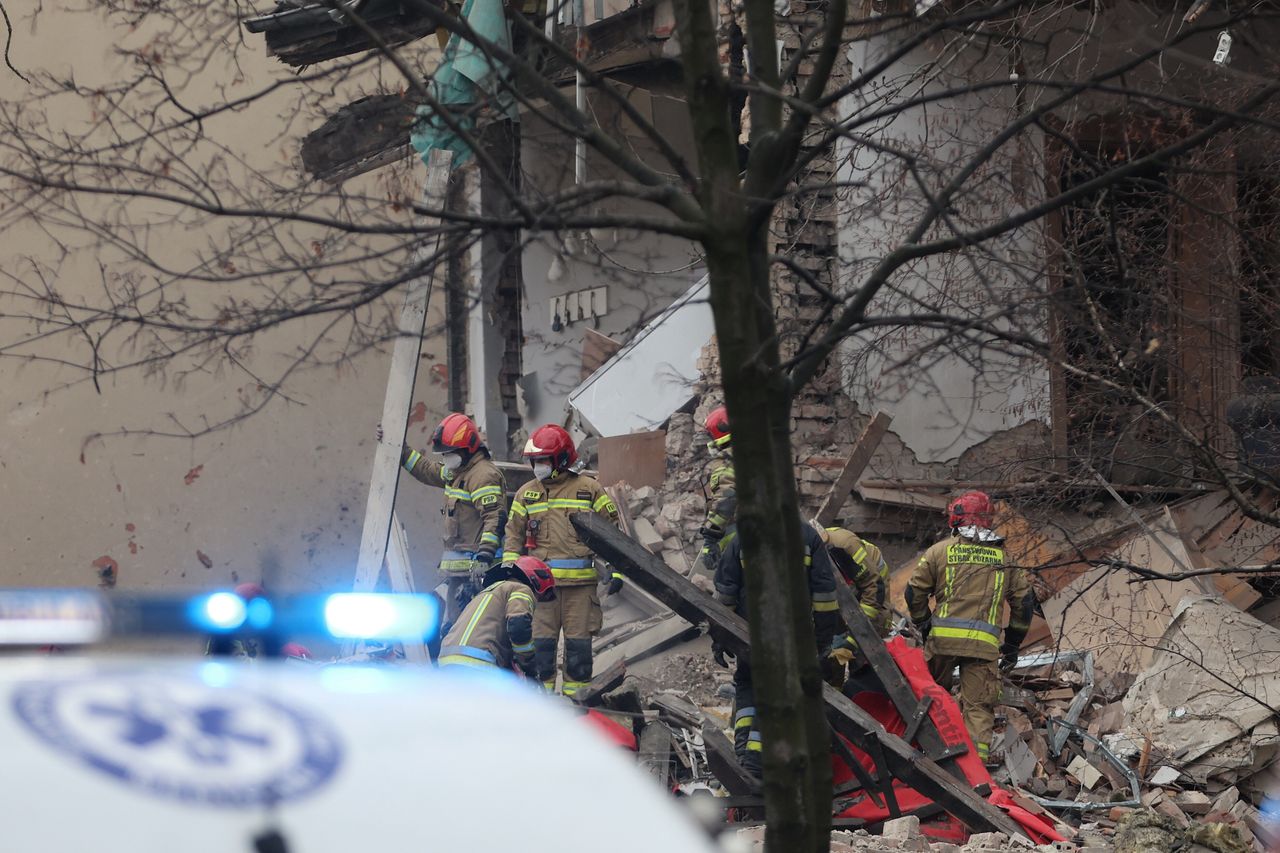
[581,328,624,380]
[385,511,430,664]
[353,149,452,596]
[855,485,950,512]
[814,411,893,527]
[598,430,667,489]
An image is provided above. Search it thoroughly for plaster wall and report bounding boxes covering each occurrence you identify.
[0,5,455,628]
[517,84,704,429]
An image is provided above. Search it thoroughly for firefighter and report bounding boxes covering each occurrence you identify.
[694,405,736,576]
[501,424,620,696]
[438,556,556,676]
[905,490,1035,763]
[397,413,507,628]
[712,517,842,777]
[817,524,891,688]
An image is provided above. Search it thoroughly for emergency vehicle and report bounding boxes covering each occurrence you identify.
[0,589,718,853]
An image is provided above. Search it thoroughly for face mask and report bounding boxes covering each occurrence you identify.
[439,452,463,471]
[533,462,555,481]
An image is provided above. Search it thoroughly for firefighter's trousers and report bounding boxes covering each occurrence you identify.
[925,651,999,762]
[533,584,601,695]
[731,653,762,777]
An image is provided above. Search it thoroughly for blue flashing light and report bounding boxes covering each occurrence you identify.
[245,597,274,631]
[323,593,440,641]
[188,592,248,634]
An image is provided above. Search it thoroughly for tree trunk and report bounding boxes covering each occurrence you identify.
[706,233,834,853]
[672,0,832,844]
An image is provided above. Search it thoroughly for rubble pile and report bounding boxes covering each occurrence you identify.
[981,606,1280,850]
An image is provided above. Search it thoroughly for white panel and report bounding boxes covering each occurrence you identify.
[568,276,712,436]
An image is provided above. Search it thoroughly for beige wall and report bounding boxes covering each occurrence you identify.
[0,2,456,630]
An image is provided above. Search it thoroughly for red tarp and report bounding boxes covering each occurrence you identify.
[583,708,639,751]
[832,637,1063,844]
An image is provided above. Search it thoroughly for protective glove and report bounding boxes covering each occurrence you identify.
[999,642,1020,672]
[828,634,859,667]
[712,641,734,668]
[912,615,932,641]
[606,573,624,596]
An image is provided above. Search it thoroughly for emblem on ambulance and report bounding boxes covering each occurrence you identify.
[12,673,342,807]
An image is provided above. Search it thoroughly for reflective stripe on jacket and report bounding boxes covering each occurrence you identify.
[824,527,891,635]
[439,580,535,670]
[404,451,506,563]
[501,472,619,585]
[714,522,842,653]
[906,534,1030,661]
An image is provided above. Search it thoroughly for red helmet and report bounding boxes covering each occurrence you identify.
[234,582,265,601]
[432,413,481,455]
[948,491,994,530]
[522,424,577,469]
[281,642,312,660]
[705,405,731,447]
[512,556,556,602]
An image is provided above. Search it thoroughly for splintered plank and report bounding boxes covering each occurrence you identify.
[814,411,893,526]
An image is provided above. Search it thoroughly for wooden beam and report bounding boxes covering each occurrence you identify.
[822,686,1026,838]
[571,512,1028,838]
[833,581,963,765]
[701,722,759,796]
[385,511,430,664]
[815,412,893,527]
[572,659,628,706]
[348,149,452,651]
[638,722,675,790]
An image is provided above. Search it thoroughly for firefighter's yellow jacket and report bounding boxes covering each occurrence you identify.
[502,471,619,586]
[403,449,506,568]
[824,527,891,635]
[438,579,536,672]
[906,534,1033,661]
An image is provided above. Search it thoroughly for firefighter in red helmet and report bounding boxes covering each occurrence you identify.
[502,424,620,696]
[694,404,736,576]
[905,490,1035,763]
[438,556,556,676]
[398,413,507,628]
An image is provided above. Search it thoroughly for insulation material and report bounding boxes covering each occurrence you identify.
[1121,596,1280,783]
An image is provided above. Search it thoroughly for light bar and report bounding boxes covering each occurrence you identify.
[187,592,249,634]
[323,593,440,641]
[0,589,108,645]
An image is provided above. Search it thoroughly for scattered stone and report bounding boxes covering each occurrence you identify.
[1148,765,1180,786]
[1174,790,1212,815]
[632,517,664,553]
[1212,786,1240,815]
[881,816,919,841]
[965,832,1009,850]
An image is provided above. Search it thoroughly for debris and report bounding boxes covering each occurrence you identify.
[184,465,203,485]
[573,512,1032,838]
[1066,756,1103,791]
[1121,597,1280,786]
[196,550,214,568]
[1004,736,1039,788]
[1148,765,1180,787]
[632,517,665,554]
